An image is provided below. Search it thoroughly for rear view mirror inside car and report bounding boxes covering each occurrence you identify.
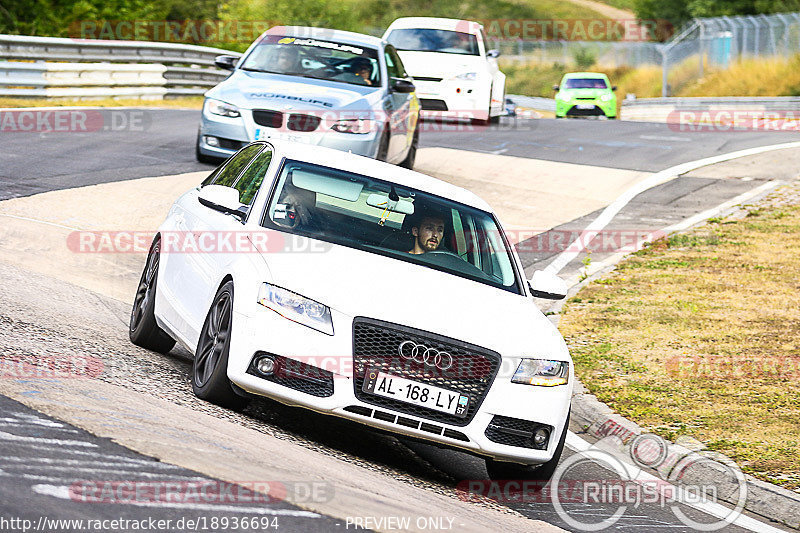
[366,193,414,214]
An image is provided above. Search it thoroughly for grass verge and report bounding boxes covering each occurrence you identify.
[559,194,800,491]
[0,97,204,109]
[501,54,800,105]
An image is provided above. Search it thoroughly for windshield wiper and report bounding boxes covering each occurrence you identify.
[240,67,283,74]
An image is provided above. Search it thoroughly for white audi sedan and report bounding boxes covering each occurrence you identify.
[383,17,507,124]
[130,140,572,479]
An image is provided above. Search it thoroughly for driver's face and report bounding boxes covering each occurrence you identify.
[413,217,445,252]
[276,50,295,69]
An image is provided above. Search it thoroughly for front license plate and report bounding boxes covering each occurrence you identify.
[576,104,595,110]
[362,369,470,418]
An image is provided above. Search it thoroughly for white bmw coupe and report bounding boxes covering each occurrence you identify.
[130,140,572,479]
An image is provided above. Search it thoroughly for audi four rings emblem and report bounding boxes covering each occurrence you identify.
[398,340,454,370]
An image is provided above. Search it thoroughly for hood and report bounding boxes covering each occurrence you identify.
[208,70,381,111]
[396,50,486,80]
[258,239,569,360]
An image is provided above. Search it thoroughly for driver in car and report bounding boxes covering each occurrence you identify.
[408,212,445,254]
[272,46,301,73]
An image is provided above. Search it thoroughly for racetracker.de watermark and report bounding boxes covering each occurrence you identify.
[68,480,333,504]
[0,110,151,133]
[470,18,673,42]
[0,355,104,379]
[67,229,665,255]
[667,109,800,132]
[67,231,331,254]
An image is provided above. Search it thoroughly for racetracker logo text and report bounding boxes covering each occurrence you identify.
[0,110,150,133]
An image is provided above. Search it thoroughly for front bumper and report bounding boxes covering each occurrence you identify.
[227,305,572,465]
[556,99,617,118]
[198,105,383,160]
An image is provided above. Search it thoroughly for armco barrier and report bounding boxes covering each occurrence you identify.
[620,96,800,123]
[0,34,240,98]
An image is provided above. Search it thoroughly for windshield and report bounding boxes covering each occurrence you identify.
[564,78,608,89]
[240,35,381,87]
[387,29,479,55]
[263,160,520,293]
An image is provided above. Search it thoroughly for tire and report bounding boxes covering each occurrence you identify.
[129,238,176,354]
[192,281,249,410]
[376,127,390,162]
[195,131,221,165]
[398,126,419,169]
[485,410,570,483]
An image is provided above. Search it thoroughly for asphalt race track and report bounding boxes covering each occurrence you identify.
[1,108,797,533]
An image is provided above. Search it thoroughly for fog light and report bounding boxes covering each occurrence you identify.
[533,428,549,448]
[256,356,275,375]
[204,135,219,147]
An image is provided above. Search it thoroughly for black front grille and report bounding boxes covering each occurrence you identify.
[252,109,283,128]
[247,352,333,397]
[217,137,246,150]
[352,317,500,426]
[413,76,443,82]
[566,106,603,117]
[485,415,552,449]
[342,405,470,442]
[287,114,321,132]
[419,99,449,111]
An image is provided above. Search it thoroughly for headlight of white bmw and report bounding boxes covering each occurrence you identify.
[512,359,570,386]
[600,93,614,102]
[453,72,478,81]
[257,283,333,335]
[205,98,241,118]
[331,118,374,134]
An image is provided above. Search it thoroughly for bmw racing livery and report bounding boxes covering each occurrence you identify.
[197,27,420,167]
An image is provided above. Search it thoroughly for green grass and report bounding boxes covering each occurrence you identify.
[559,198,800,490]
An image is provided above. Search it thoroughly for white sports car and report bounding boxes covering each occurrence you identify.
[383,17,507,124]
[130,140,572,479]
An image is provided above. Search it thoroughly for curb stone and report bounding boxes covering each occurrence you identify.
[550,179,800,530]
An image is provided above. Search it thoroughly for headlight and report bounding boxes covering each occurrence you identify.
[600,93,614,102]
[206,99,241,118]
[453,72,478,81]
[512,359,569,386]
[331,118,374,134]
[556,93,571,101]
[257,283,333,335]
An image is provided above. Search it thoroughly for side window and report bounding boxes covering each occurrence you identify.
[208,144,263,188]
[388,46,408,78]
[384,50,400,79]
[480,29,490,55]
[233,147,273,205]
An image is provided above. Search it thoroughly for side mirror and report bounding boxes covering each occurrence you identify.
[612,85,618,91]
[391,77,416,93]
[528,270,568,300]
[214,55,239,71]
[198,185,247,220]
[487,49,500,58]
[552,85,560,91]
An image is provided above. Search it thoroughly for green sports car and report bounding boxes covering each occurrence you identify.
[553,72,617,119]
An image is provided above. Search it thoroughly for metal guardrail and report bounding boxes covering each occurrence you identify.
[507,94,557,113]
[0,34,240,98]
[620,96,800,122]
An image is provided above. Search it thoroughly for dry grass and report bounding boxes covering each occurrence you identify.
[0,96,204,109]
[682,55,800,97]
[559,196,800,491]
